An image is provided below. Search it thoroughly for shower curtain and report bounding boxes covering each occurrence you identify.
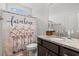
[2,11,37,56]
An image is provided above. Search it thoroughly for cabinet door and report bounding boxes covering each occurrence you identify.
[38,44,48,56]
[43,40,59,54]
[38,44,57,56]
[60,47,79,56]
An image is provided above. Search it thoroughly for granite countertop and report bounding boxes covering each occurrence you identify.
[37,35,79,52]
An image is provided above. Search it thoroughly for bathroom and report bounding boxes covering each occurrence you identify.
[0,3,79,56]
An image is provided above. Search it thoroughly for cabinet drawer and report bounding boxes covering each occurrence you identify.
[43,40,59,54]
[60,47,79,56]
[38,38,42,44]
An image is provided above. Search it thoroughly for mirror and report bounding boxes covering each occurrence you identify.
[48,3,79,38]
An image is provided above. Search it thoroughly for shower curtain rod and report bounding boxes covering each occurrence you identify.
[1,10,33,17]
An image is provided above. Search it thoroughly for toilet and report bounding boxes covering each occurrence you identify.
[26,43,37,56]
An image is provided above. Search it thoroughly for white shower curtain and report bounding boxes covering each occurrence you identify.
[2,11,37,56]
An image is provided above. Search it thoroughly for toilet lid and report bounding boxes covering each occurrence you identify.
[26,43,37,50]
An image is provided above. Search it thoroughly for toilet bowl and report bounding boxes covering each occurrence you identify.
[26,43,37,56]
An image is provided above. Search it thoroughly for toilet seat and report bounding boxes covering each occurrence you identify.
[26,43,37,51]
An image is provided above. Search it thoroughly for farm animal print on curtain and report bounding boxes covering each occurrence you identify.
[2,12,37,56]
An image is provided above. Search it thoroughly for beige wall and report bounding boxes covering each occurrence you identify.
[31,3,49,35]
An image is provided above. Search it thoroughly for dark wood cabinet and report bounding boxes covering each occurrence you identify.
[37,37,79,56]
[47,51,57,56]
[38,44,47,56]
[38,44,57,56]
[38,38,58,56]
[43,40,59,54]
[38,38,42,44]
[60,47,79,56]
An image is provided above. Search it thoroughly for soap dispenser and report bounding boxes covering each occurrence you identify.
[67,30,71,39]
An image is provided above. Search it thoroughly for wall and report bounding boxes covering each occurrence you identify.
[31,3,49,35]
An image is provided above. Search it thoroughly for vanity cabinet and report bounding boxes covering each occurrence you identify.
[38,38,58,56]
[42,40,59,54]
[38,43,57,56]
[38,44,47,56]
[37,37,79,56]
[60,47,79,56]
